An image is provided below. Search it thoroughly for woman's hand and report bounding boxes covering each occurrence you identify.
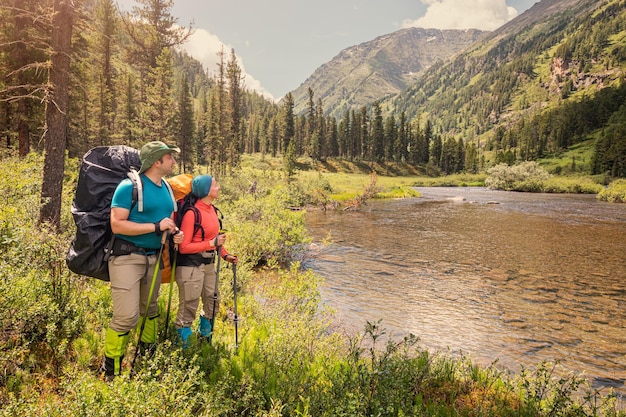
[224,254,238,264]
[172,229,184,245]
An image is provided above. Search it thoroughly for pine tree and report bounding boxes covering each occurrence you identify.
[177,74,195,172]
[94,0,119,146]
[371,101,384,162]
[0,0,49,156]
[226,48,243,169]
[139,47,175,143]
[383,114,396,161]
[121,0,192,95]
[358,107,368,160]
[440,137,458,175]
[281,93,295,155]
[430,134,442,168]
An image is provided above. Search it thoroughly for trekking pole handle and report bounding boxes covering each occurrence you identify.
[172,228,180,251]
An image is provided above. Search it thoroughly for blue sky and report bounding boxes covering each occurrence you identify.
[117,0,539,101]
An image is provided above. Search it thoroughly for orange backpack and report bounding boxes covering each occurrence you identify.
[161,174,193,283]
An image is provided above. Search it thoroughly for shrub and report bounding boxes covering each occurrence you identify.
[0,154,85,395]
[226,186,310,268]
[598,179,626,203]
[485,161,551,191]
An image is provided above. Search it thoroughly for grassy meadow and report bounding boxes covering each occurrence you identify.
[0,151,624,416]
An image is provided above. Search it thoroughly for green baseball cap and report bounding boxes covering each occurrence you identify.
[138,141,180,173]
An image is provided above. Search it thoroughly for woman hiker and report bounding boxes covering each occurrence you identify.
[175,174,238,346]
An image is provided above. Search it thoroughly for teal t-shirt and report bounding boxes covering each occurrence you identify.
[111,175,174,249]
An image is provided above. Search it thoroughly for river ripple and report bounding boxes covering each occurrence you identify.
[304,187,626,398]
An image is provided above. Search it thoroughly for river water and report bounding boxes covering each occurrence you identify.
[304,187,626,398]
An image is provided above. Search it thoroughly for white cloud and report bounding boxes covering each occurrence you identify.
[402,0,518,31]
[180,28,276,101]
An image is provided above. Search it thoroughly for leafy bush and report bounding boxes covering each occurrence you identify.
[225,186,310,268]
[598,179,626,202]
[542,177,604,194]
[485,161,551,191]
[0,154,85,395]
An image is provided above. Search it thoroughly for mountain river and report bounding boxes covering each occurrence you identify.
[303,187,626,399]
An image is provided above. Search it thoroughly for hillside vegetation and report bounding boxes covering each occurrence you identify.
[1,154,625,416]
[385,0,626,177]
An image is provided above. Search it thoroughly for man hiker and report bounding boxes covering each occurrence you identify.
[101,141,184,379]
[175,175,237,346]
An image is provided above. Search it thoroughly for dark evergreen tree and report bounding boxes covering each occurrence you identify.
[281,92,295,155]
[430,134,442,168]
[226,47,243,169]
[371,102,384,162]
[456,137,466,172]
[384,114,396,161]
[440,137,458,175]
[177,74,195,172]
[0,0,49,156]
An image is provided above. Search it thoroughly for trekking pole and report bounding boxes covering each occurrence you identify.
[131,232,167,372]
[209,237,222,344]
[232,254,239,350]
[163,240,178,341]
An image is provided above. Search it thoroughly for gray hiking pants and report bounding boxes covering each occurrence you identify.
[174,263,220,328]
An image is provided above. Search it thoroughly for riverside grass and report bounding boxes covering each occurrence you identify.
[242,153,622,201]
[0,153,624,416]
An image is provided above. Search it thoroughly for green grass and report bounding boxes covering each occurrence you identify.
[1,153,625,416]
[239,153,626,210]
[538,139,597,175]
[410,173,487,187]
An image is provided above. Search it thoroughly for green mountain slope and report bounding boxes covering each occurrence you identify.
[385,0,626,155]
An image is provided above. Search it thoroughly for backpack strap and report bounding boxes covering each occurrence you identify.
[214,206,223,231]
[127,169,143,212]
[162,179,177,213]
[191,205,204,241]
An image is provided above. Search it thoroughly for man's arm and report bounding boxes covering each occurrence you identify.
[110,207,158,236]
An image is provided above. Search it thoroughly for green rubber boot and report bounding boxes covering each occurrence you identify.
[136,314,159,358]
[101,328,130,380]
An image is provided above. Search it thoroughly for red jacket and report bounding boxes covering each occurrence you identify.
[178,199,227,258]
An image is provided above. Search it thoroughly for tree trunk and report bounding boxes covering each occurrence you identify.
[39,0,74,230]
[13,0,31,157]
[17,96,30,156]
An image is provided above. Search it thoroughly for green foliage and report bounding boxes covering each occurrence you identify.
[0,155,85,392]
[411,173,487,187]
[283,140,298,178]
[598,178,626,202]
[225,186,311,268]
[375,186,421,199]
[2,155,625,416]
[538,139,596,176]
[485,161,551,191]
[541,177,604,194]
[485,161,607,193]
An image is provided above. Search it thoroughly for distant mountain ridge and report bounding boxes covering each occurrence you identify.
[288,0,616,133]
[290,27,487,118]
[386,0,617,137]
